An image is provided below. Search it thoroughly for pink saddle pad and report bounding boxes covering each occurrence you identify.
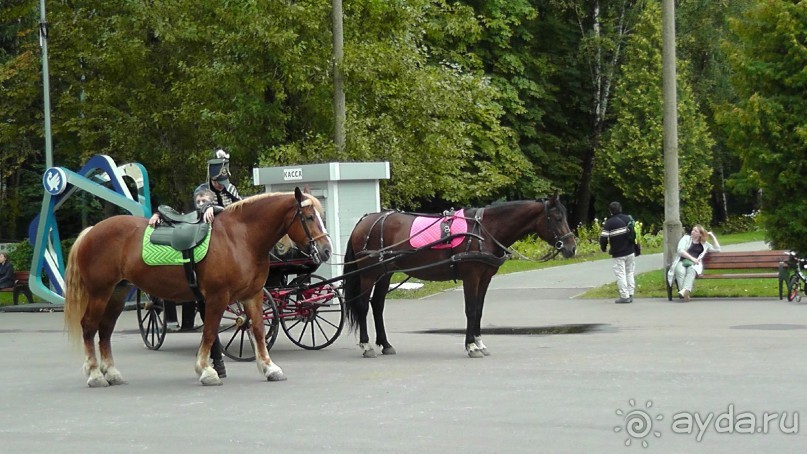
[409,209,467,249]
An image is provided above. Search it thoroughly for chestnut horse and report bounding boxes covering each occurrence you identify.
[64,188,331,386]
[343,196,576,358]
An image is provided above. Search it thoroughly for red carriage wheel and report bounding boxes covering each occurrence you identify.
[219,290,279,361]
[279,274,345,350]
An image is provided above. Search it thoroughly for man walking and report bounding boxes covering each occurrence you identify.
[599,201,636,304]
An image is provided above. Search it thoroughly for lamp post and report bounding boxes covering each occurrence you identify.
[39,0,53,169]
[662,0,682,268]
[332,0,346,154]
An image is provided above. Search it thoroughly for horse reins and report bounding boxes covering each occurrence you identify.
[292,197,330,265]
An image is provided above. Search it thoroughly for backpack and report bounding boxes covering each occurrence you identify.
[627,215,642,256]
[626,215,637,242]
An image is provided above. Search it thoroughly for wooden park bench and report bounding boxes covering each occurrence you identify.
[666,250,791,301]
[0,271,34,305]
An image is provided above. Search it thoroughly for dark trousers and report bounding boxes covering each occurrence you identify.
[164,302,198,329]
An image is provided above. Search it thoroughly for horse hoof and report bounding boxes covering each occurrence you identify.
[381,346,396,355]
[200,368,223,386]
[103,366,126,385]
[467,350,485,358]
[105,371,127,386]
[264,363,286,382]
[266,370,287,382]
[360,343,377,358]
[87,375,110,388]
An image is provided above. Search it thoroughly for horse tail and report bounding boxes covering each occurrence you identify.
[64,227,92,346]
[342,240,362,334]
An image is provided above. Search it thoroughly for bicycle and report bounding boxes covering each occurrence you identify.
[786,251,807,303]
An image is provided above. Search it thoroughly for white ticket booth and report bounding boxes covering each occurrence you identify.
[252,162,390,280]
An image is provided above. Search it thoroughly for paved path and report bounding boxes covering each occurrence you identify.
[2,240,804,453]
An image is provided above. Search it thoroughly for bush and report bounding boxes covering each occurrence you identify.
[6,239,34,271]
[717,213,758,234]
[509,218,666,260]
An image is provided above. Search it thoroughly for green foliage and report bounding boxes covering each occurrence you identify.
[719,0,807,253]
[6,239,33,270]
[596,1,714,228]
[0,0,796,247]
[510,218,663,259]
[338,0,531,208]
[717,213,758,234]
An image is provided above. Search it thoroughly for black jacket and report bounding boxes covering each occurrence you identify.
[599,213,635,258]
[0,261,14,288]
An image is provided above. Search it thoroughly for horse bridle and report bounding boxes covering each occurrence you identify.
[545,201,575,251]
[293,198,329,265]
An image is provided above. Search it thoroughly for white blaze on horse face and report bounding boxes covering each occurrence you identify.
[314,210,328,236]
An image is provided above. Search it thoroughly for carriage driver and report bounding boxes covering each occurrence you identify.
[195,149,242,207]
[148,187,228,378]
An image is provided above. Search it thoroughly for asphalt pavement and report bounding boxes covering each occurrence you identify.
[1,240,805,453]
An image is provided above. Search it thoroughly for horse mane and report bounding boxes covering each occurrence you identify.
[224,191,324,214]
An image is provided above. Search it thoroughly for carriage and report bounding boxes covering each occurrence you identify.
[134,237,345,360]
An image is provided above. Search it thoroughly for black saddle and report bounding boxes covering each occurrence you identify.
[157,205,204,224]
[150,205,210,251]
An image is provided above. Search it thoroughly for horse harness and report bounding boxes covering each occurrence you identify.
[357,208,508,281]
[355,199,575,281]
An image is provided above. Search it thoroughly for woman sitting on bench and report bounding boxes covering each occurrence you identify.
[667,225,721,301]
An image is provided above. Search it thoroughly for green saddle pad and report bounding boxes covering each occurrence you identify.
[142,226,211,266]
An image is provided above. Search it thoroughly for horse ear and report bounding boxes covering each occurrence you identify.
[294,186,304,203]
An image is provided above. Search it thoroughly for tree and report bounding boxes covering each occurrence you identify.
[329,0,531,208]
[0,0,43,239]
[719,0,807,251]
[596,0,714,230]
[549,0,647,227]
[677,0,754,223]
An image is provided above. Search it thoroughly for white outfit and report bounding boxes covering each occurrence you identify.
[613,254,636,299]
[666,235,721,293]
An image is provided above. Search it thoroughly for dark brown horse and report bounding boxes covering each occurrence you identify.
[64,188,331,386]
[343,196,576,358]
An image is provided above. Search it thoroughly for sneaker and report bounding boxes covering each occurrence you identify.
[629,295,634,302]
[683,289,691,302]
[212,359,227,378]
[614,297,632,304]
[166,322,181,333]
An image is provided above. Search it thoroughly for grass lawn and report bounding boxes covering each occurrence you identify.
[580,268,783,299]
[0,292,46,306]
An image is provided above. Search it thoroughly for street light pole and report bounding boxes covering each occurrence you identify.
[662,0,682,268]
[39,0,53,169]
[332,0,346,154]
